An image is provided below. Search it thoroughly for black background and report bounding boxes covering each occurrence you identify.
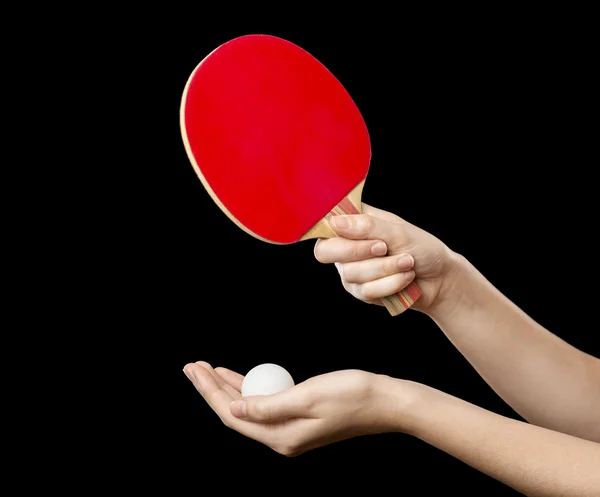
[72,10,598,496]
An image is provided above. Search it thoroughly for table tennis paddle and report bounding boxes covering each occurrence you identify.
[179,34,421,315]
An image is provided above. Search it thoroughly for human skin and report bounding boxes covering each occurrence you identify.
[184,363,600,496]
[314,203,600,442]
[183,202,600,495]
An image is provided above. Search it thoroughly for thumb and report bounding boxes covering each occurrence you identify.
[329,212,403,246]
[362,202,407,224]
[230,388,307,422]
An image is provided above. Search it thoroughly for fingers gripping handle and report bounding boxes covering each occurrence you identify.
[326,197,422,316]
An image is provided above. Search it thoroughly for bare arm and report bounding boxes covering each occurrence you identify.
[186,363,600,496]
[429,252,600,442]
[392,378,600,497]
[313,206,600,441]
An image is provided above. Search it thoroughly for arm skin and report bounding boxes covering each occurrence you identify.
[319,208,600,443]
[429,252,600,442]
[385,377,600,497]
[185,362,600,496]
[186,209,600,493]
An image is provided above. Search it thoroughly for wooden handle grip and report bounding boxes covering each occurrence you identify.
[327,196,422,316]
[379,280,422,316]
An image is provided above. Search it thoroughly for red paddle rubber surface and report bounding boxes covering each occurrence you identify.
[182,35,371,244]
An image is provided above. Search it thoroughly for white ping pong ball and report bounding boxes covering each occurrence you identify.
[241,363,295,397]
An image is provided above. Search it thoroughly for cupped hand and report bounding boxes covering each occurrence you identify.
[183,361,410,457]
[314,203,459,314]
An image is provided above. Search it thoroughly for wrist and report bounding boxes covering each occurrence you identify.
[427,250,477,322]
[372,374,427,435]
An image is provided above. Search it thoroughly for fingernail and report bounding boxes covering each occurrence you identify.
[331,216,349,229]
[231,400,247,418]
[183,366,192,381]
[371,241,387,256]
[397,254,414,270]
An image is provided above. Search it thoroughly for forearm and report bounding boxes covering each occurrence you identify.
[388,379,600,496]
[428,252,600,441]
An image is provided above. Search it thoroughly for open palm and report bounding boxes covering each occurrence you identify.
[184,361,395,456]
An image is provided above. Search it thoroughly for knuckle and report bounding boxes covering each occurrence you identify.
[275,440,301,457]
[361,215,375,232]
[274,445,286,456]
[350,243,366,261]
[314,239,338,264]
[313,240,325,263]
[390,271,414,291]
[345,282,360,299]
[284,448,301,457]
[341,264,356,283]
[209,390,223,403]
[360,282,377,301]
[255,403,273,421]
[385,256,401,275]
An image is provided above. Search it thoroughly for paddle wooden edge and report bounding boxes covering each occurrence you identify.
[302,180,423,316]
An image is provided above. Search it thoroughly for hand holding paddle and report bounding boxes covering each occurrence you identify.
[179,34,421,315]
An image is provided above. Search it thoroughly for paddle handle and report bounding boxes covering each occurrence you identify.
[326,197,422,316]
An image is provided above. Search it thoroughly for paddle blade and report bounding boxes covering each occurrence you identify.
[180,34,371,244]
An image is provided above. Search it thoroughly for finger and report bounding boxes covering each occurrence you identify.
[214,366,244,393]
[185,363,297,445]
[329,213,405,246]
[339,253,414,284]
[184,363,237,423]
[346,281,384,305]
[337,268,384,306]
[361,202,406,224]
[184,364,261,435]
[352,271,416,302]
[231,385,312,422]
[314,237,388,264]
[197,362,241,400]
